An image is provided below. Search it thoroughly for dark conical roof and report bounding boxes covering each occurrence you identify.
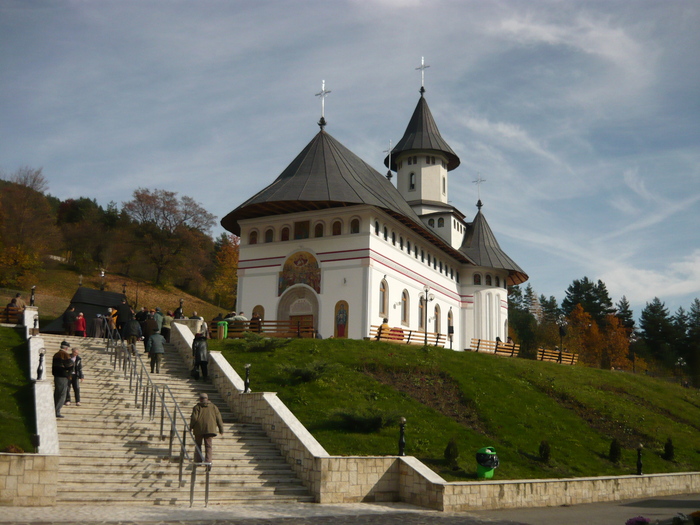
[221,129,428,235]
[384,92,460,172]
[459,202,528,285]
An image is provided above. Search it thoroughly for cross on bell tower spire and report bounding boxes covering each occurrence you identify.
[415,56,430,94]
[315,79,331,129]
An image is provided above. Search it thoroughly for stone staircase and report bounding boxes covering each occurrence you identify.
[42,333,313,506]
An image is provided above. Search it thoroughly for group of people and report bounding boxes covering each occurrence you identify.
[5,292,27,312]
[52,340,83,417]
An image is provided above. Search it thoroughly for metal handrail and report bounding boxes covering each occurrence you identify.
[103,321,210,506]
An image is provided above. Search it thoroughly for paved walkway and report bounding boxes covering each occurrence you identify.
[1,494,698,525]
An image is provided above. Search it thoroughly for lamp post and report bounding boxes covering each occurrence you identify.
[244,363,251,393]
[30,285,36,307]
[100,269,105,291]
[557,315,568,352]
[636,444,643,475]
[122,282,127,295]
[78,275,83,287]
[398,417,406,456]
[423,286,434,345]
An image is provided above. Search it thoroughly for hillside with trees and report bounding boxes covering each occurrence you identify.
[1,166,698,386]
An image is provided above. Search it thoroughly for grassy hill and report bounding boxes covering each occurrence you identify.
[211,336,700,481]
[1,265,226,325]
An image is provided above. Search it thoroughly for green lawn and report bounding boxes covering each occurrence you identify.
[0,327,35,452]
[212,336,700,481]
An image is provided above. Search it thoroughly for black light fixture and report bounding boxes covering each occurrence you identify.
[30,285,36,306]
[636,444,644,475]
[122,282,127,295]
[244,363,251,393]
[398,417,406,456]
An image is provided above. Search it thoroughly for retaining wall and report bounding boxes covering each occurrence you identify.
[168,324,700,510]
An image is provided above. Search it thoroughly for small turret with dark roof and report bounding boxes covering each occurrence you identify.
[459,200,528,285]
[383,91,460,172]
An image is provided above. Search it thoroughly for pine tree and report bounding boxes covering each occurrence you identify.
[561,277,614,328]
[615,296,636,334]
[687,299,700,387]
[639,298,676,367]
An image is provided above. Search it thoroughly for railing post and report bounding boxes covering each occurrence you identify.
[297,321,301,338]
[190,464,197,506]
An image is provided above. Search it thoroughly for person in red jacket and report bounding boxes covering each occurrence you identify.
[74,312,87,337]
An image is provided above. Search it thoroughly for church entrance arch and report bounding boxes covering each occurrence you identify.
[277,285,319,333]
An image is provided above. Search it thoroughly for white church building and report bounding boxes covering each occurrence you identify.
[221,85,527,351]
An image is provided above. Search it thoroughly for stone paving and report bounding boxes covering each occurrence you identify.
[0,502,517,525]
[2,494,700,525]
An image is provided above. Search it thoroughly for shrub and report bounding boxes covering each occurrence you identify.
[240,332,290,352]
[336,412,393,433]
[539,440,551,463]
[609,438,622,463]
[444,437,460,470]
[662,437,675,461]
[281,360,335,383]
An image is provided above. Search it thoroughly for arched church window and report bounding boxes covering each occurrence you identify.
[281,227,290,242]
[418,296,425,330]
[412,155,417,164]
[391,232,396,245]
[249,230,258,245]
[315,223,324,238]
[434,304,441,334]
[456,272,460,283]
[332,221,342,236]
[379,279,388,317]
[439,261,443,272]
[408,157,412,166]
[442,177,446,195]
[399,236,404,249]
[401,290,409,326]
[427,254,431,265]
[407,240,411,253]
[438,218,444,227]
[428,218,435,227]
[421,249,424,262]
[474,274,482,285]
[264,229,274,243]
[495,276,500,287]
[375,221,379,235]
[409,172,416,191]
[350,219,360,234]
[383,227,388,241]
[486,274,492,286]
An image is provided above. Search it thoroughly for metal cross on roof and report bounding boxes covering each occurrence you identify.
[472,174,486,200]
[315,80,331,128]
[383,140,393,180]
[415,56,430,92]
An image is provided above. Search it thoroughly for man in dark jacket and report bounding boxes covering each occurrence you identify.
[62,306,77,336]
[65,347,84,406]
[52,341,74,417]
[114,298,132,333]
[189,393,224,468]
[147,329,166,374]
[192,333,209,380]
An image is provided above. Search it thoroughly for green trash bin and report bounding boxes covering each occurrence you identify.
[476,446,499,479]
[217,321,228,339]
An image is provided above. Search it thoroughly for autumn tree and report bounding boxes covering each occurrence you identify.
[0,167,60,286]
[567,304,603,367]
[122,189,216,285]
[210,233,239,309]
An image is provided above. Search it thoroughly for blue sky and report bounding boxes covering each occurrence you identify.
[1,0,699,320]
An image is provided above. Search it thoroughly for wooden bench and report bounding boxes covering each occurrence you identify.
[369,325,445,347]
[470,338,520,357]
[209,319,315,339]
[0,306,21,324]
[537,347,578,365]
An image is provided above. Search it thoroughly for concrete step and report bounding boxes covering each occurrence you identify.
[49,333,311,505]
